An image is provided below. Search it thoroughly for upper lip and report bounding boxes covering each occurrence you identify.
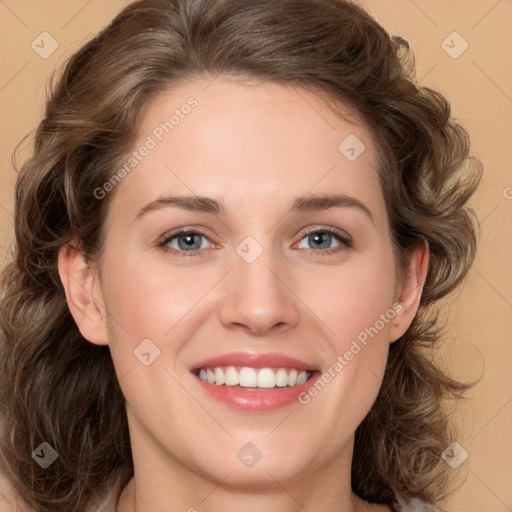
[191,352,319,372]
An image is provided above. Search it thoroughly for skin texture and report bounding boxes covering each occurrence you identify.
[58,77,428,512]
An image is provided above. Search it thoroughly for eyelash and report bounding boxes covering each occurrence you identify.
[157,226,352,257]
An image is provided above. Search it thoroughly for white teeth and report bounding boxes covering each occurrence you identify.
[196,366,312,389]
[239,367,257,387]
[296,370,308,385]
[258,368,277,388]
[214,367,225,385]
[224,366,239,386]
[275,368,288,387]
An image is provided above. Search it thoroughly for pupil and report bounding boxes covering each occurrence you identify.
[179,234,200,250]
[310,232,330,249]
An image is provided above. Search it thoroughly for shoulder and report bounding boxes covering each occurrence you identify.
[90,491,118,512]
[92,491,117,512]
[0,478,118,512]
[395,497,448,512]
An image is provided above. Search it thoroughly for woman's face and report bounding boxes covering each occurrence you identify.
[61,77,426,504]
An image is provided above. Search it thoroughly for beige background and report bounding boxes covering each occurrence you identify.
[0,1,511,511]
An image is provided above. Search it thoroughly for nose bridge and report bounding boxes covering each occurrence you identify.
[218,236,299,335]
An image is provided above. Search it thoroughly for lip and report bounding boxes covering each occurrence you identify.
[190,351,320,413]
[191,351,319,372]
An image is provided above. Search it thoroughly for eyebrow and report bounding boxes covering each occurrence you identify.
[136,195,221,218]
[135,193,373,221]
[291,193,373,221]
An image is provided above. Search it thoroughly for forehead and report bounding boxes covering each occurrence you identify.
[107,76,386,225]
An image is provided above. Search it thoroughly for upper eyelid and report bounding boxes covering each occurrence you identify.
[158,226,212,243]
[295,225,351,242]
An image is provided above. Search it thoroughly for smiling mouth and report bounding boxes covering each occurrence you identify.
[192,366,315,390]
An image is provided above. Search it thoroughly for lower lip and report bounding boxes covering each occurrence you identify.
[193,373,320,412]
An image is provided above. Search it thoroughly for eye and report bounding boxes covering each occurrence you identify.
[157,226,351,256]
[158,229,213,254]
[296,228,351,254]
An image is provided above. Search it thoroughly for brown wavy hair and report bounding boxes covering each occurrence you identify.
[0,0,482,510]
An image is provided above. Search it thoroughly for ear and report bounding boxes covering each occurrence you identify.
[389,241,429,343]
[58,243,109,346]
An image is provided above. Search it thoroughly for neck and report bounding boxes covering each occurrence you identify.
[118,477,372,512]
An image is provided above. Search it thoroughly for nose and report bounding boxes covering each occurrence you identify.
[218,247,300,337]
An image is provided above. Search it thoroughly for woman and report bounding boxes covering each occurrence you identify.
[0,0,481,510]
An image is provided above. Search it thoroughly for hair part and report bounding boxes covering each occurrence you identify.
[0,0,481,510]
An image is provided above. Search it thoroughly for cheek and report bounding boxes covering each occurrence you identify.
[294,249,397,423]
[305,248,397,344]
[99,255,227,387]
[102,257,213,337]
